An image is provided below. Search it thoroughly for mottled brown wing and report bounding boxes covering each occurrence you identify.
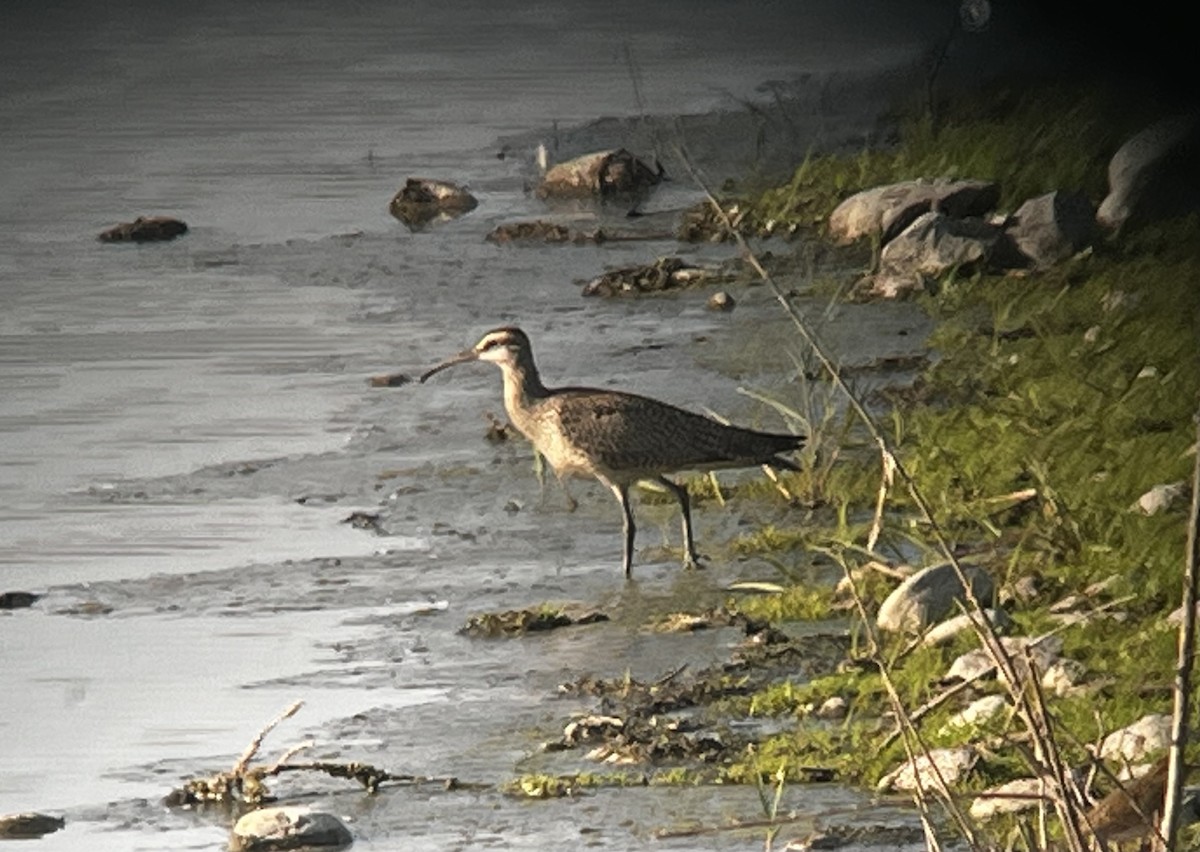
[551,388,802,475]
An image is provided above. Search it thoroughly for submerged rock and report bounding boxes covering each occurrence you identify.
[388,177,478,229]
[230,806,352,851]
[461,604,609,637]
[98,215,188,243]
[486,220,587,244]
[0,812,65,839]
[581,257,716,297]
[535,148,663,200]
[706,290,736,312]
[0,590,40,609]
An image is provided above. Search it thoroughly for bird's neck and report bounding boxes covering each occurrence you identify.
[498,358,550,419]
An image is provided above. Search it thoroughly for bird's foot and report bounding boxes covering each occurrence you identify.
[681,552,706,571]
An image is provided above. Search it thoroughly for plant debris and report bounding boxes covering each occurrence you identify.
[164,701,484,807]
[461,604,610,638]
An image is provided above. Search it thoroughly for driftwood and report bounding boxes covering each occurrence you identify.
[164,701,484,807]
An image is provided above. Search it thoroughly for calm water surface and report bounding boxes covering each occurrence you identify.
[0,3,939,848]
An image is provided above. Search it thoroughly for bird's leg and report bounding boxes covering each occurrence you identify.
[605,481,636,578]
[655,476,701,570]
[556,472,579,513]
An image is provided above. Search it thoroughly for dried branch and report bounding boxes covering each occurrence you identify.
[1162,410,1200,850]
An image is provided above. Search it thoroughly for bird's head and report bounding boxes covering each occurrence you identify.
[420,327,531,382]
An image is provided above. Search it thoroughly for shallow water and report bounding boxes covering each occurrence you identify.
[1,2,943,847]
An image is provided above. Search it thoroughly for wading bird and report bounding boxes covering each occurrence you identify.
[419,327,803,577]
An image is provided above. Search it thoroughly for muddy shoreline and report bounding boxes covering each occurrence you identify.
[1,60,940,851]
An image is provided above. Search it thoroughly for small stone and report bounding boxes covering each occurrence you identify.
[877,746,976,792]
[921,608,1011,647]
[0,812,65,839]
[1132,482,1188,515]
[944,634,1063,685]
[969,778,1046,820]
[230,806,352,851]
[0,591,40,610]
[388,177,477,228]
[706,291,736,312]
[367,372,410,387]
[98,215,188,243]
[942,694,1008,733]
[815,696,848,720]
[1099,714,1172,764]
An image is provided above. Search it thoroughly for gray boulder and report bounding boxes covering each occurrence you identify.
[230,806,352,851]
[1006,190,1097,268]
[827,178,999,245]
[876,562,995,634]
[1097,113,1200,231]
[869,211,1003,298]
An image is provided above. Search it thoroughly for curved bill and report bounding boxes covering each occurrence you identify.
[419,348,478,383]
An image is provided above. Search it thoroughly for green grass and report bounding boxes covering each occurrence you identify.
[738,84,1174,237]
[712,79,1200,812]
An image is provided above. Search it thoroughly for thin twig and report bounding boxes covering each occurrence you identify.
[1162,411,1200,849]
[231,700,304,776]
[674,141,1089,851]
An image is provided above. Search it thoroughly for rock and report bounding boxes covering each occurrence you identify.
[1041,658,1087,696]
[535,148,663,200]
[944,634,1063,685]
[1005,190,1097,268]
[0,591,40,609]
[942,694,1008,733]
[706,291,736,312]
[367,372,410,388]
[230,806,352,851]
[1132,481,1189,515]
[1097,113,1200,232]
[581,257,714,297]
[486,220,585,244]
[868,212,1004,299]
[877,746,976,792]
[969,778,1046,820]
[0,812,65,839]
[1099,714,1171,764]
[98,215,188,243]
[876,562,995,634]
[827,178,999,245]
[388,177,478,229]
[677,199,747,242]
[815,696,848,720]
[921,608,1011,647]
